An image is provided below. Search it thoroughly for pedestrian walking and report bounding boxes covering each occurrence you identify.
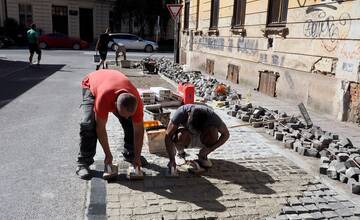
[95,28,111,70]
[27,23,41,66]
[76,69,148,180]
[165,104,230,172]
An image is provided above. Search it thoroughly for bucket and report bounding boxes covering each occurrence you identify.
[177,83,195,104]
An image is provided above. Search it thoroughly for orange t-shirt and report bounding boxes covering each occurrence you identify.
[81,69,143,123]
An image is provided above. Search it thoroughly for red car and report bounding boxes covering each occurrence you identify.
[39,33,89,50]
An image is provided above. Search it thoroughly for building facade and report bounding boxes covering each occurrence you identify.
[179,0,360,123]
[3,0,114,42]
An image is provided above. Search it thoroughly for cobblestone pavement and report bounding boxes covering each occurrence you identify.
[102,68,360,220]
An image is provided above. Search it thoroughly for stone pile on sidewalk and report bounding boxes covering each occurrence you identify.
[225,102,360,195]
[157,58,241,102]
[156,58,360,195]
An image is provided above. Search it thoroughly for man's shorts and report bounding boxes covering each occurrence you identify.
[99,50,107,60]
[29,43,41,55]
[172,128,206,152]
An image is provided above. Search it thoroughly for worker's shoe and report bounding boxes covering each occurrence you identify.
[175,152,187,165]
[76,166,91,180]
[122,151,149,167]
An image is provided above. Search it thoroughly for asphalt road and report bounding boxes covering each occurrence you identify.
[0,49,173,219]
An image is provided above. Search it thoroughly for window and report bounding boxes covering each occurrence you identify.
[232,0,246,28]
[196,0,200,29]
[210,0,219,30]
[19,4,32,27]
[184,1,190,30]
[267,0,288,27]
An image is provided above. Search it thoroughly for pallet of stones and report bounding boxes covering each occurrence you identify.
[226,103,360,194]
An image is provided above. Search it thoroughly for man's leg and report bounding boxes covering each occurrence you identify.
[118,116,148,166]
[198,126,219,168]
[76,88,97,179]
[36,47,41,65]
[29,46,34,65]
[118,116,134,159]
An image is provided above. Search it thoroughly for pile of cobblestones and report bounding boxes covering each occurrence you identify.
[157,58,241,102]
[156,58,360,195]
[226,102,360,195]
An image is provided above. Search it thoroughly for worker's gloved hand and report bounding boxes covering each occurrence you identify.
[104,153,113,165]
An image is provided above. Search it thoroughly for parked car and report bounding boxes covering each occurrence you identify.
[0,35,15,48]
[108,33,158,52]
[39,33,89,50]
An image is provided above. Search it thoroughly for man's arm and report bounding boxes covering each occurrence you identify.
[165,122,179,167]
[95,116,113,164]
[133,121,144,167]
[95,38,100,51]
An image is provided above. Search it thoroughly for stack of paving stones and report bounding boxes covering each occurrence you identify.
[156,59,360,195]
[225,103,360,195]
[267,180,360,219]
[156,58,241,102]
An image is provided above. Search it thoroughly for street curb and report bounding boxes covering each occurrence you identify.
[84,161,107,220]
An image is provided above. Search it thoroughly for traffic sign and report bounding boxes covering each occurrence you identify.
[167,4,183,20]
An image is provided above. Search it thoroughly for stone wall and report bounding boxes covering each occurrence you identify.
[179,0,360,121]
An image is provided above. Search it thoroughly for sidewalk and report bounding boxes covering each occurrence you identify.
[100,67,360,219]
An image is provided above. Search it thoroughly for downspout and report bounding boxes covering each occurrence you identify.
[4,0,8,20]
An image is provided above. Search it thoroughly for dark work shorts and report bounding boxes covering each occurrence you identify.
[29,43,41,55]
[99,50,107,60]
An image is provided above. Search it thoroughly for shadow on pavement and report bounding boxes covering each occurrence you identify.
[203,159,276,195]
[113,162,226,212]
[110,159,276,212]
[0,59,64,109]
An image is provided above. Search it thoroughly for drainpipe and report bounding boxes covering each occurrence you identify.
[4,0,8,20]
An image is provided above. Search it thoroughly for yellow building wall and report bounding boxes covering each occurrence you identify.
[6,0,113,39]
[180,0,360,120]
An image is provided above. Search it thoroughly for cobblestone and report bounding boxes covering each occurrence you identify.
[101,69,360,219]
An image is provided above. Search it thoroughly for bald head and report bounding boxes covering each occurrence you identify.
[116,93,137,116]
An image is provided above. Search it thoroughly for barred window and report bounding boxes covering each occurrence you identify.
[19,4,33,27]
[184,0,190,30]
[232,0,246,28]
[267,0,288,27]
[210,0,219,29]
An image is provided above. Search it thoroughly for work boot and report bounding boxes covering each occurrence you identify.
[96,65,100,70]
[122,151,148,167]
[76,166,91,180]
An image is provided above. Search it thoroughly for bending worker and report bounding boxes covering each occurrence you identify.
[165,104,230,171]
[76,69,147,179]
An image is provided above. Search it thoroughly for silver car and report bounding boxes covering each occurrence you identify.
[108,33,158,52]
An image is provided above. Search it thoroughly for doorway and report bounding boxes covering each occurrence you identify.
[79,8,93,43]
[52,5,68,35]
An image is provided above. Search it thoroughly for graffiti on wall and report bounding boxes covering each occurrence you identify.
[339,43,360,60]
[303,9,351,52]
[297,0,344,7]
[236,38,258,56]
[193,37,225,51]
